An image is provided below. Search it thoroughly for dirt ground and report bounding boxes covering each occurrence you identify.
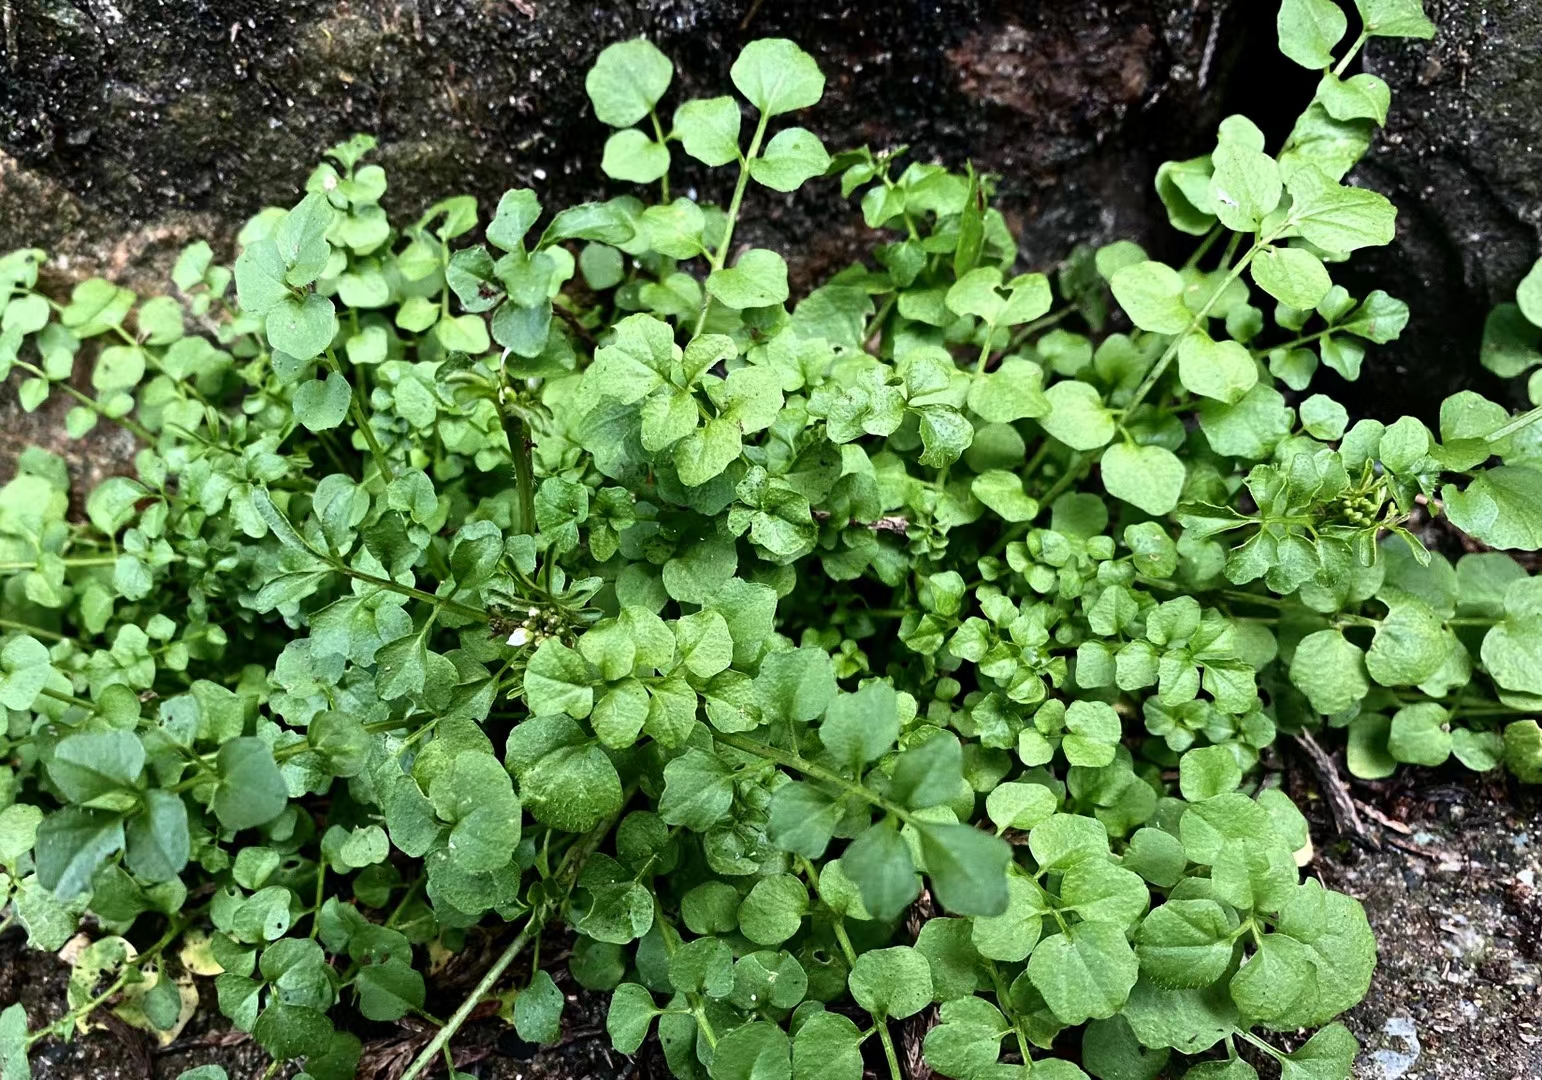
[1,756,1537,1080]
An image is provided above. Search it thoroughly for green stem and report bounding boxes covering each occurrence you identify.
[508,411,537,536]
[0,619,75,643]
[1331,32,1370,78]
[1122,238,1265,418]
[1182,223,1226,270]
[985,960,1033,1064]
[11,359,156,443]
[326,349,393,479]
[650,109,671,204]
[396,809,620,1080]
[1002,304,1074,353]
[693,111,770,337]
[38,686,94,711]
[1487,403,1542,442]
[875,1022,904,1080]
[713,731,913,824]
[1251,327,1328,359]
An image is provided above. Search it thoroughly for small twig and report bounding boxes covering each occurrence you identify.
[552,303,597,347]
[1291,732,1375,848]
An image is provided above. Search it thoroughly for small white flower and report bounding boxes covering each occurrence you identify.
[507,627,530,647]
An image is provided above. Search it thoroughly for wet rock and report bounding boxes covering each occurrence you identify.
[1,0,1539,426]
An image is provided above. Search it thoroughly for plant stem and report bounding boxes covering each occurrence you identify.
[692,112,770,338]
[11,359,156,443]
[713,731,913,824]
[985,960,1033,1064]
[38,686,95,711]
[326,349,393,479]
[1122,238,1265,418]
[1487,402,1542,442]
[396,808,621,1080]
[0,618,75,643]
[649,108,671,204]
[508,411,536,536]
[1002,304,1074,353]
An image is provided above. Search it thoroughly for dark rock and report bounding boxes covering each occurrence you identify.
[1,0,1539,422]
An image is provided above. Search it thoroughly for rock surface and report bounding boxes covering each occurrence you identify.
[5,2,1538,416]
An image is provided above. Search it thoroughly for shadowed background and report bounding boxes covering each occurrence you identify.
[2,0,1540,418]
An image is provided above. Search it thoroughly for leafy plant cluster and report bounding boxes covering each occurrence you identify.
[0,2,1539,1079]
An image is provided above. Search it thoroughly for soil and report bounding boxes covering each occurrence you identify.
[2,758,1537,1080]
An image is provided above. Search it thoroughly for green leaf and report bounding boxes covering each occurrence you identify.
[125,790,190,882]
[1178,333,1257,404]
[660,749,736,832]
[1111,261,1191,334]
[1287,167,1397,252]
[214,738,288,831]
[514,970,564,1044]
[0,635,50,710]
[1,1004,32,1080]
[48,729,144,804]
[607,983,658,1053]
[1253,246,1332,309]
[1299,393,1349,439]
[843,820,918,921]
[731,39,825,117]
[1444,466,1542,550]
[792,1011,864,1080]
[1030,813,1109,873]
[524,639,595,719]
[1136,899,1236,988]
[1101,442,1185,516]
[675,610,735,678]
[1276,1018,1363,1080]
[673,96,743,166]
[889,731,963,809]
[916,822,1011,916]
[985,782,1058,832]
[266,293,337,361]
[1060,859,1149,927]
[486,189,542,252]
[35,807,123,900]
[968,357,1050,423]
[1209,141,1282,232]
[276,193,334,284]
[1517,258,1542,329]
[971,470,1040,522]
[1229,932,1319,1028]
[292,371,352,432]
[602,129,671,184]
[707,249,790,310]
[820,680,899,773]
[755,647,837,725]
[586,39,674,128]
[1178,746,1242,802]
[355,956,425,1022]
[750,128,830,192]
[1289,630,1368,715]
[1277,0,1348,68]
[1041,380,1117,451]
[738,874,808,945]
[1316,72,1391,125]
[1354,0,1436,39]
[710,1021,791,1080]
[506,716,623,832]
[848,946,932,1020]
[1366,594,1447,686]
[1028,922,1139,1026]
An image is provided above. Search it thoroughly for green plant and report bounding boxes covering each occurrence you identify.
[0,2,1539,1079]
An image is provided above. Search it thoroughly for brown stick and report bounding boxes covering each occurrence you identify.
[1291,731,1376,848]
